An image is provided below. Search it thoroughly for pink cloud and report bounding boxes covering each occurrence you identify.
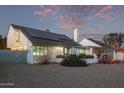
[58,15,65,20]
[96,13,113,21]
[58,21,85,30]
[34,8,53,15]
[58,23,75,30]
[91,27,99,34]
[90,27,104,34]
[34,6,61,17]
[35,5,124,31]
[95,5,113,21]
[99,5,112,12]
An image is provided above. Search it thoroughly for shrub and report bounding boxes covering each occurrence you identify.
[78,53,86,58]
[61,55,88,67]
[98,55,112,64]
[56,55,65,58]
[78,53,94,58]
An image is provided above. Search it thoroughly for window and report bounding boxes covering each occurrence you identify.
[15,30,20,42]
[33,46,37,55]
[64,48,67,54]
[85,49,90,55]
[64,48,70,55]
[79,49,85,54]
[33,46,48,56]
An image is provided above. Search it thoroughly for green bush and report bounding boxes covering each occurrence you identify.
[78,53,86,58]
[61,55,88,67]
[78,53,94,58]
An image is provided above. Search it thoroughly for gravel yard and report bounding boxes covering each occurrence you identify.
[0,63,124,88]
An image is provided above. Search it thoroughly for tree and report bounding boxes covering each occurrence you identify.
[0,35,7,49]
[103,32,123,49]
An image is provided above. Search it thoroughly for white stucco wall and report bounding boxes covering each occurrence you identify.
[7,25,33,64]
[7,26,16,49]
[7,25,32,50]
[33,55,46,63]
[79,38,102,47]
[48,46,64,63]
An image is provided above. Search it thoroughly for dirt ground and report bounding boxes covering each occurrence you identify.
[0,63,124,88]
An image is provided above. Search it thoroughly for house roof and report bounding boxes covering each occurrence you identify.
[79,33,104,42]
[11,24,82,47]
[86,38,112,49]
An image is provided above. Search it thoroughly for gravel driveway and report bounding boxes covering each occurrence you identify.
[0,63,124,88]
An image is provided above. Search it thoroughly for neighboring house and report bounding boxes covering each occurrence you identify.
[114,34,124,61]
[79,38,114,57]
[114,48,124,61]
[7,24,83,64]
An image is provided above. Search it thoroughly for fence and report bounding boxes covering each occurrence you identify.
[115,52,124,61]
[0,50,27,64]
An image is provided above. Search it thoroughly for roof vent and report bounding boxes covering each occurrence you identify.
[45,29,50,32]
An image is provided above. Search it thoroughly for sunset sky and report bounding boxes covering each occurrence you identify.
[0,5,124,38]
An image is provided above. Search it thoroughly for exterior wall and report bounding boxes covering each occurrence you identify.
[7,26,16,49]
[31,46,88,64]
[0,50,27,63]
[48,46,64,63]
[7,25,32,51]
[82,58,98,64]
[79,38,101,47]
[33,55,46,63]
[7,26,33,64]
[31,46,64,63]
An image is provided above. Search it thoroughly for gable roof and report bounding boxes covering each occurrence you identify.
[86,38,112,49]
[11,24,82,47]
[79,33,104,42]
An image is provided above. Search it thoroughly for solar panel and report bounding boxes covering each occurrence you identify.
[24,27,71,41]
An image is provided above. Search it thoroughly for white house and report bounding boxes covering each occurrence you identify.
[7,24,83,64]
[73,29,103,56]
[79,38,114,57]
[79,38,101,55]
